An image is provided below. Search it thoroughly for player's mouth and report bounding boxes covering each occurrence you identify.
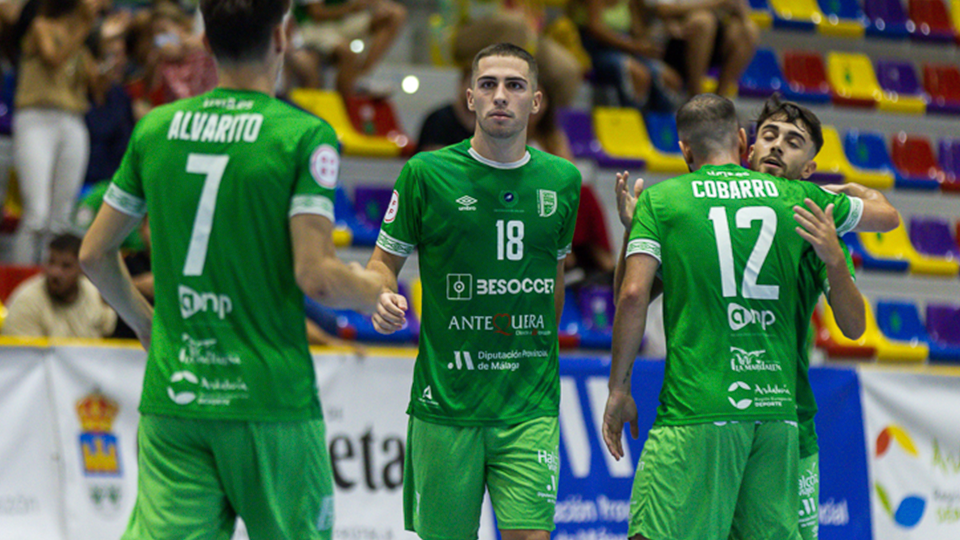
[488,110,513,119]
[762,156,784,169]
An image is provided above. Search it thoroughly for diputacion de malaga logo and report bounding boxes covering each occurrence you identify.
[874,425,926,528]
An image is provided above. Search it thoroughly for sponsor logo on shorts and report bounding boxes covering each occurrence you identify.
[456,195,477,211]
[727,381,791,410]
[728,302,775,331]
[179,285,233,320]
[730,347,781,372]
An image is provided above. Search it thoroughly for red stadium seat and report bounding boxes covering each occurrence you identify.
[813,307,876,359]
[908,0,957,42]
[782,51,832,102]
[890,132,947,188]
[344,96,415,157]
[923,63,960,114]
[0,265,43,303]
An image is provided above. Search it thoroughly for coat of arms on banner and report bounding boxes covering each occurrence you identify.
[76,391,124,515]
[538,190,557,217]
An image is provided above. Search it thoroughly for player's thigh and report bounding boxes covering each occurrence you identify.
[122,415,235,540]
[730,421,800,540]
[404,416,486,540]
[628,422,753,540]
[214,418,334,540]
[798,452,820,540]
[485,416,560,532]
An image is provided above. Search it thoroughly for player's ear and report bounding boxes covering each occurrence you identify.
[737,128,748,158]
[678,140,694,168]
[800,159,817,179]
[466,87,475,112]
[273,22,286,55]
[747,144,755,163]
[531,89,542,115]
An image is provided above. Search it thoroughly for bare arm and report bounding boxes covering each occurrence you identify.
[582,0,660,57]
[822,182,900,233]
[79,205,153,349]
[794,199,866,339]
[305,0,367,22]
[603,253,659,460]
[291,214,381,313]
[655,0,726,19]
[32,13,94,69]
[366,246,410,334]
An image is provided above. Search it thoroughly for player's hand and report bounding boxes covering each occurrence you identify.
[372,291,407,334]
[794,199,844,267]
[616,171,644,228]
[602,389,640,461]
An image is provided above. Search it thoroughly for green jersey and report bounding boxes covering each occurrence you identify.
[377,140,581,426]
[105,88,340,422]
[796,241,855,458]
[627,164,863,426]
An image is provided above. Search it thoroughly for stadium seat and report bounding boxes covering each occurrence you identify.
[876,300,960,362]
[826,52,882,108]
[0,71,13,136]
[333,188,372,247]
[409,279,423,322]
[558,288,582,349]
[813,126,895,188]
[814,303,876,358]
[738,48,786,98]
[927,304,960,358]
[890,133,945,190]
[748,0,774,28]
[823,299,929,362]
[859,223,960,275]
[0,265,42,303]
[874,60,928,114]
[938,138,960,192]
[577,286,615,349]
[908,0,957,42]
[863,0,912,38]
[288,89,404,158]
[353,186,394,230]
[951,0,960,44]
[909,216,960,259]
[593,107,687,173]
[333,282,419,344]
[815,0,869,37]
[923,63,960,115]
[842,232,910,272]
[644,112,682,154]
[782,51,833,104]
[843,130,898,177]
[769,0,820,31]
[558,108,646,169]
[343,96,415,157]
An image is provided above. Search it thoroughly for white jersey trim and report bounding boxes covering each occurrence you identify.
[625,238,662,263]
[289,195,335,222]
[103,184,147,218]
[831,194,863,236]
[467,147,531,169]
[376,230,415,257]
[557,243,572,260]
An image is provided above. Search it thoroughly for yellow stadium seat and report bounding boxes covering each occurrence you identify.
[288,89,403,158]
[770,0,823,23]
[593,107,687,173]
[0,298,6,332]
[952,0,960,43]
[332,226,352,248]
[410,279,423,321]
[823,300,928,362]
[859,223,960,276]
[814,126,895,189]
[750,9,773,29]
[826,52,882,106]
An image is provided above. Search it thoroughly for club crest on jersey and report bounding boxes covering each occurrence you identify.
[500,190,518,208]
[310,144,339,189]
[384,190,399,223]
[538,190,557,217]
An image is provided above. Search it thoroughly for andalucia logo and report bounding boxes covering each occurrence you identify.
[875,425,926,528]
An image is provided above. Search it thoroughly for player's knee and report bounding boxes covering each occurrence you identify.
[500,530,549,540]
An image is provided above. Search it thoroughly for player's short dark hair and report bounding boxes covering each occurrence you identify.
[471,42,539,89]
[49,233,82,256]
[200,0,290,64]
[754,93,824,154]
[675,93,740,159]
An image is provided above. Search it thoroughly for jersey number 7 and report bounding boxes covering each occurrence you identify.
[183,153,230,276]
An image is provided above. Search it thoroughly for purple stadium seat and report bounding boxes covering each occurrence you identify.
[577,286,615,349]
[875,59,928,100]
[938,138,960,192]
[864,0,912,38]
[557,108,646,169]
[909,217,960,259]
[876,300,960,362]
[353,186,394,229]
[927,304,960,346]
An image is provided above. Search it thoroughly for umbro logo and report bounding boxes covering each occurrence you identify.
[456,195,478,211]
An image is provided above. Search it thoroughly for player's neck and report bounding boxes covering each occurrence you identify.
[470,130,527,164]
[216,64,277,97]
[692,153,741,171]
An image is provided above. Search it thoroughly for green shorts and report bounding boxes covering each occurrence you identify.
[403,415,560,540]
[122,414,334,540]
[629,421,799,540]
[799,453,820,540]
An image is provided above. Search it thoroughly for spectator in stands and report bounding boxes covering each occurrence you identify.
[2,233,116,338]
[415,69,474,153]
[85,14,136,186]
[145,1,216,104]
[295,0,406,97]
[12,0,101,264]
[649,0,758,97]
[570,0,684,111]
[452,0,584,108]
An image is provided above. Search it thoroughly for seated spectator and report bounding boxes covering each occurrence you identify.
[571,0,683,111]
[1,233,116,338]
[649,0,758,97]
[452,0,584,108]
[415,69,474,153]
[295,0,406,97]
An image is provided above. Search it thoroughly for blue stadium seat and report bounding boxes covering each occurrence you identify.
[643,112,682,155]
[559,288,582,349]
[876,300,960,362]
[577,286,615,350]
[333,282,419,344]
[738,48,786,98]
[334,187,379,246]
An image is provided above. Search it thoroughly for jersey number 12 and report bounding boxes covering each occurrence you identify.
[708,206,779,300]
[183,153,230,276]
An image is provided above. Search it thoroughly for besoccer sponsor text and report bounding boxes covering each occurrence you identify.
[446,273,554,300]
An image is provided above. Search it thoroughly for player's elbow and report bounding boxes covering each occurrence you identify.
[837,307,867,340]
[79,238,106,277]
[617,281,648,310]
[296,265,336,305]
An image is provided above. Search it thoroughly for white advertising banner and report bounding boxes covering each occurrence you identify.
[0,346,63,540]
[860,367,960,540]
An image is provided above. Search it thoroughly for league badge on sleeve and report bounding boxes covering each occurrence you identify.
[384,190,399,223]
[538,190,557,217]
[310,144,339,189]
